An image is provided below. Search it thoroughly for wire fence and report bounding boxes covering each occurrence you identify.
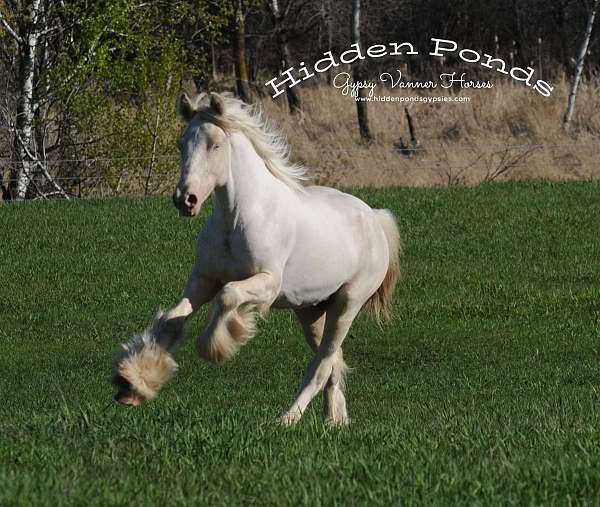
[0,141,597,198]
[0,142,599,165]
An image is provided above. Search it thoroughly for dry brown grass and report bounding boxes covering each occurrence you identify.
[2,79,598,197]
[261,79,600,187]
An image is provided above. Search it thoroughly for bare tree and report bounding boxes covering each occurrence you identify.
[395,107,419,158]
[320,0,334,85]
[268,0,302,116]
[144,76,172,196]
[351,0,372,141]
[233,0,253,103]
[210,37,219,83]
[563,0,598,126]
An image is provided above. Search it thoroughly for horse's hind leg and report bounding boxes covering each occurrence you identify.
[294,307,350,425]
[280,302,357,425]
[323,350,349,425]
[281,294,359,425]
[294,306,325,354]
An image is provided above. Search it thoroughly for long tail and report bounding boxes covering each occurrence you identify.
[364,209,402,323]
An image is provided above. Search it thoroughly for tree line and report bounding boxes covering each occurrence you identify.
[0,0,598,199]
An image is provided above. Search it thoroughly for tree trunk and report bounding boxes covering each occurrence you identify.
[513,0,528,68]
[279,40,302,115]
[232,0,252,103]
[325,0,333,85]
[554,1,571,76]
[270,0,302,116]
[563,0,598,127]
[211,38,219,82]
[352,0,372,141]
[145,76,171,196]
[9,0,43,200]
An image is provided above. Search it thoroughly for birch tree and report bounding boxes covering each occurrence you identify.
[0,1,234,199]
[0,0,69,199]
[563,0,598,126]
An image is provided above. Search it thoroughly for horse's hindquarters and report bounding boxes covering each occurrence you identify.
[277,189,391,309]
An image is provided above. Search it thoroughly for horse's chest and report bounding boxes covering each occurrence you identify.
[196,229,263,282]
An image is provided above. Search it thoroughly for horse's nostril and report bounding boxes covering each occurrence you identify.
[186,193,198,207]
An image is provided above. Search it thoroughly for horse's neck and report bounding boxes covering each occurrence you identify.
[213,132,288,230]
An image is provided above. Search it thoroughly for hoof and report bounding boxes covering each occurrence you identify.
[114,390,145,406]
[277,411,302,426]
[325,415,351,427]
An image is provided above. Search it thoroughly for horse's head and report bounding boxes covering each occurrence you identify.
[173,92,229,217]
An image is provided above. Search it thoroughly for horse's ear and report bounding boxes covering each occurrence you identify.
[209,93,225,116]
[178,92,196,122]
[178,92,202,122]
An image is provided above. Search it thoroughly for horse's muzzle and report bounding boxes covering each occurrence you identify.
[172,190,199,217]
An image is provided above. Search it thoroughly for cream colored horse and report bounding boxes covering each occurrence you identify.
[112,92,401,425]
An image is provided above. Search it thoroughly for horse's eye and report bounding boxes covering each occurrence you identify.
[212,143,220,151]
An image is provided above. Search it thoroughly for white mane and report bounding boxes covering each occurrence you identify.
[199,97,307,192]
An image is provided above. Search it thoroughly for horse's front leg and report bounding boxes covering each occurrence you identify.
[197,272,281,363]
[112,269,219,406]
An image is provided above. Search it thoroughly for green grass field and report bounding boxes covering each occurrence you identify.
[1,181,600,506]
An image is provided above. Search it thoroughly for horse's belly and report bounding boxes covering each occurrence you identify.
[274,251,358,308]
[274,278,343,308]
